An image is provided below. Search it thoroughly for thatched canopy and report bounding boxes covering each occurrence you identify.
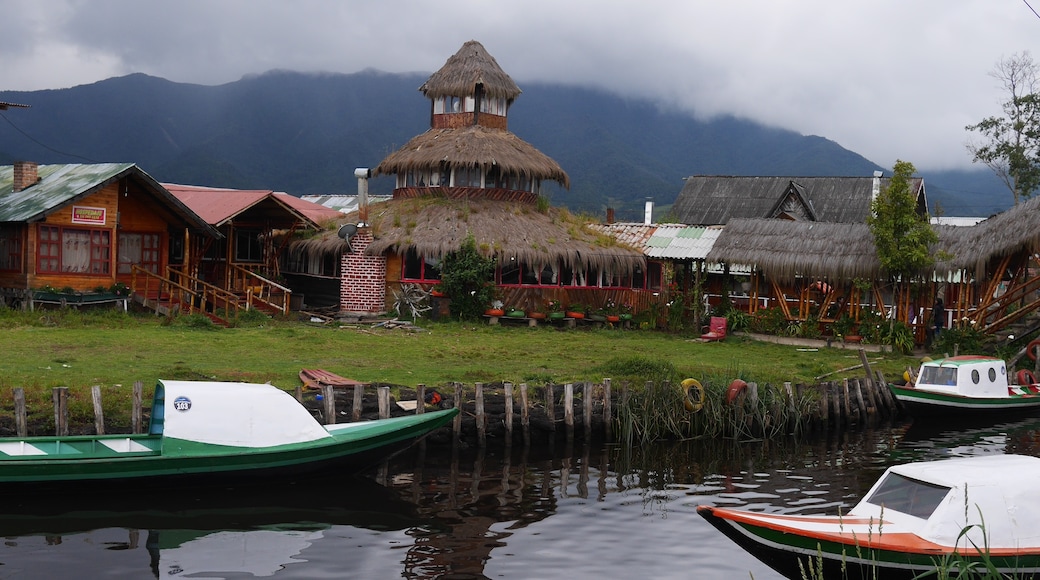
[707,219,882,282]
[420,40,522,101]
[291,198,642,274]
[935,195,1040,276]
[373,126,570,188]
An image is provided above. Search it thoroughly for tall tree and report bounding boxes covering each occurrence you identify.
[966,52,1040,205]
[868,160,937,277]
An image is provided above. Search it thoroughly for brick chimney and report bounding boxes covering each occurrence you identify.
[606,207,615,224]
[13,161,38,192]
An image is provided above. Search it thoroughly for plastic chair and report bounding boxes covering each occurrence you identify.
[701,316,727,341]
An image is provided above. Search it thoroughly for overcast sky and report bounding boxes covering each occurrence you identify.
[5,0,1040,171]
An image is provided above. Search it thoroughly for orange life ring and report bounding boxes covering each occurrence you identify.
[1019,369,1037,386]
[1029,339,1040,361]
[725,379,748,405]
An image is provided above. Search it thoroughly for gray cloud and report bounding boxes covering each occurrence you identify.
[5,0,1040,170]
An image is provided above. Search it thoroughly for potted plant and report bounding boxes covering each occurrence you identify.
[506,306,526,318]
[566,303,585,319]
[547,299,565,320]
[604,299,621,323]
[619,303,634,322]
[832,313,859,343]
[485,299,505,317]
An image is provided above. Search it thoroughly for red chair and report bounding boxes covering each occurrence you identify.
[701,316,727,341]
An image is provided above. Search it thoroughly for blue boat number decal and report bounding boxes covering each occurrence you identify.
[173,396,192,412]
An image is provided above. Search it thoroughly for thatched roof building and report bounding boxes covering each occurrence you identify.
[294,198,643,274]
[674,176,927,225]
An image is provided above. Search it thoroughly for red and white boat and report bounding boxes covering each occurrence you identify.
[698,454,1040,579]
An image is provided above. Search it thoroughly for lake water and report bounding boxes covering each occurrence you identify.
[3,416,1040,579]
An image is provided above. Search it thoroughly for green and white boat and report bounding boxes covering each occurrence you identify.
[888,355,1040,415]
[0,379,457,485]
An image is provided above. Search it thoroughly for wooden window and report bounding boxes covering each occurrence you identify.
[0,225,22,272]
[234,229,263,263]
[402,248,441,282]
[37,225,110,274]
[118,232,161,274]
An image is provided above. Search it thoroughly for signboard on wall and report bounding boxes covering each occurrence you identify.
[71,206,106,225]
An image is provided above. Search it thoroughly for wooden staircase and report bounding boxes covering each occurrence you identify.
[130,265,291,325]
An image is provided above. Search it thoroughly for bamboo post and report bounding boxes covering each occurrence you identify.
[53,387,68,437]
[92,385,105,435]
[352,384,363,422]
[520,383,530,446]
[323,385,336,424]
[583,382,592,440]
[377,386,390,419]
[453,382,463,438]
[475,382,486,447]
[416,384,426,415]
[14,388,26,437]
[132,381,143,434]
[603,378,612,441]
[504,382,514,446]
[545,384,556,432]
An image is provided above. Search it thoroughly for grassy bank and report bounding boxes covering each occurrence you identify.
[0,308,921,432]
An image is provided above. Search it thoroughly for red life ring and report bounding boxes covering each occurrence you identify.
[1029,339,1040,361]
[725,379,748,405]
[1019,369,1037,386]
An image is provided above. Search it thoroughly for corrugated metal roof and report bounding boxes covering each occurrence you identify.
[0,163,135,221]
[590,222,723,260]
[164,184,273,225]
[274,193,345,224]
[299,194,393,214]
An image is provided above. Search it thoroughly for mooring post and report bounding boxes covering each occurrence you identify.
[352,384,363,422]
[564,383,574,438]
[841,379,851,423]
[132,381,143,434]
[603,378,612,441]
[323,385,336,424]
[416,383,426,415]
[583,382,592,440]
[53,387,69,437]
[378,386,390,419]
[504,382,514,446]
[92,385,105,435]
[852,378,867,423]
[545,383,556,432]
[475,382,486,447]
[453,382,463,438]
[520,382,530,446]
[13,388,26,437]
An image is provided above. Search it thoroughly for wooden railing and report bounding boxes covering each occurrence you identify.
[229,264,292,315]
[131,266,245,323]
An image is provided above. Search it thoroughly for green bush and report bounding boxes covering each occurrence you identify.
[438,234,496,321]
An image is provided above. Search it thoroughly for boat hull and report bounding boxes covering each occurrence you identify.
[0,408,458,487]
[697,505,1040,580]
[889,384,1040,415]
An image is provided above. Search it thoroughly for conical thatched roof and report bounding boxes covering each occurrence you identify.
[420,40,521,101]
[373,126,570,188]
[291,198,642,274]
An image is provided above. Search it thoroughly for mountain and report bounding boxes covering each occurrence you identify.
[0,71,1010,221]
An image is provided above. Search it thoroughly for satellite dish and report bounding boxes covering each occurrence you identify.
[337,224,358,240]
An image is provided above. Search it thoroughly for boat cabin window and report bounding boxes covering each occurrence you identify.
[989,367,998,382]
[971,369,980,384]
[919,366,957,386]
[865,472,949,519]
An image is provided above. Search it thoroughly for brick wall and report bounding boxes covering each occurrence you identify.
[339,230,387,314]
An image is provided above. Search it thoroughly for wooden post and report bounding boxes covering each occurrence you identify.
[14,388,26,437]
[378,386,390,419]
[818,384,829,425]
[841,379,852,423]
[132,381,143,434]
[453,382,463,438]
[92,385,105,435]
[323,385,336,424]
[416,384,426,415]
[352,384,363,422]
[475,382,486,447]
[294,385,303,403]
[830,383,841,426]
[545,384,556,432]
[520,382,530,446]
[564,383,574,441]
[583,382,592,440]
[603,378,612,441]
[53,387,68,437]
[504,382,514,446]
[852,378,867,423]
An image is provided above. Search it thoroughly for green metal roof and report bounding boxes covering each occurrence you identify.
[0,163,219,236]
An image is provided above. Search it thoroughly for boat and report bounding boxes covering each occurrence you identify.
[888,355,1040,414]
[0,379,458,485]
[698,454,1040,580]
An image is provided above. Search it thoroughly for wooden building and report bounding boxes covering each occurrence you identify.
[0,162,217,306]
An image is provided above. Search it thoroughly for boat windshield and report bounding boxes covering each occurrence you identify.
[865,472,950,519]
[918,366,958,386]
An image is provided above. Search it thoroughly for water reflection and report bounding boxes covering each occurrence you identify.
[4,419,1040,579]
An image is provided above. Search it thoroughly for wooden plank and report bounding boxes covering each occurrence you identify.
[92,385,105,435]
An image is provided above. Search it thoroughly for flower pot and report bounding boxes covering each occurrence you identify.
[548,312,566,320]
[588,314,606,322]
[485,308,505,317]
[506,309,526,318]
[529,312,547,320]
[844,335,862,344]
[566,311,585,319]
[619,313,633,321]
[606,315,620,323]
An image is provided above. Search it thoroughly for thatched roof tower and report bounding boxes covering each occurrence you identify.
[374,40,569,203]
